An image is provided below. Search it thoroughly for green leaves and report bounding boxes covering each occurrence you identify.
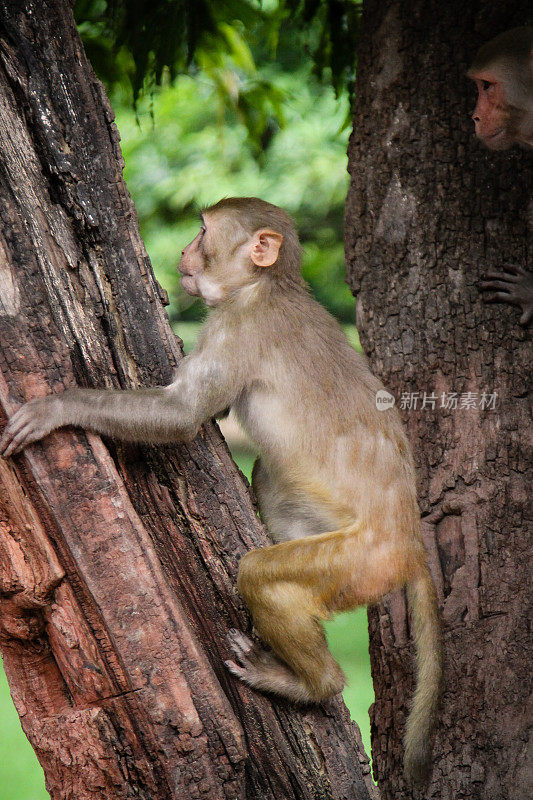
[75,0,359,323]
[114,70,353,322]
[286,0,361,99]
[75,1,362,146]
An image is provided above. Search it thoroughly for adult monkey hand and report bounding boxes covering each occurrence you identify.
[480,264,533,327]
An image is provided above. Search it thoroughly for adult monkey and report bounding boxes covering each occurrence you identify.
[468,26,533,326]
[0,198,442,784]
[468,26,533,150]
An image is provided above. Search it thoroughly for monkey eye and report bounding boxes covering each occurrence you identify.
[481,79,492,91]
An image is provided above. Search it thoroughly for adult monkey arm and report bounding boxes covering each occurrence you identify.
[0,349,242,456]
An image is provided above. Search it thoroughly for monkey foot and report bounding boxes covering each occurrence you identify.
[225,629,314,702]
[225,629,265,682]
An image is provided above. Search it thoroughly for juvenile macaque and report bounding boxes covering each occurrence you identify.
[467,27,533,150]
[0,198,442,783]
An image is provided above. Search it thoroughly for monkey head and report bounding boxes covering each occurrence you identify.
[178,198,302,306]
[467,27,533,150]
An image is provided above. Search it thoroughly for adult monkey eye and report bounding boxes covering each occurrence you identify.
[481,79,492,91]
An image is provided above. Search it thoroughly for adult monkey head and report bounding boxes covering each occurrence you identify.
[467,26,533,150]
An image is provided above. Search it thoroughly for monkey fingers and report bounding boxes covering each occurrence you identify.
[498,263,527,277]
[480,264,533,325]
[518,304,533,327]
[0,409,33,457]
[481,262,527,287]
[0,398,58,457]
[5,424,40,456]
[0,418,45,458]
[481,271,523,304]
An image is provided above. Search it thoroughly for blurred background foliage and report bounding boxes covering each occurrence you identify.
[75,0,360,112]
[1,3,375,797]
[75,0,362,326]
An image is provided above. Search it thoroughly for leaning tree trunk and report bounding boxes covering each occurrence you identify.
[345,1,531,799]
[0,2,376,799]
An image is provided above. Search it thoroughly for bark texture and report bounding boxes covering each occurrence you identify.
[345,1,532,799]
[0,2,376,799]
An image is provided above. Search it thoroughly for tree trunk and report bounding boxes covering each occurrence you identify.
[0,2,376,798]
[345,1,531,798]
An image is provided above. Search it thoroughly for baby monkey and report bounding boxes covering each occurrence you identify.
[0,198,442,783]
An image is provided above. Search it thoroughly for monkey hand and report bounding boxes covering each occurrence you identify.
[480,264,533,326]
[0,396,64,458]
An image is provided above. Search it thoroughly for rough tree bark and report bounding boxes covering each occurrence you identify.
[0,2,376,798]
[345,1,531,799]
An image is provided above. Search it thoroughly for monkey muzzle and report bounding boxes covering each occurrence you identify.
[180,274,200,296]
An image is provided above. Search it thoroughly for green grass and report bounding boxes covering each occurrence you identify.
[0,659,49,800]
[325,610,373,756]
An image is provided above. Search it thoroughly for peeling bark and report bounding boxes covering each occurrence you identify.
[0,2,375,798]
[345,2,532,799]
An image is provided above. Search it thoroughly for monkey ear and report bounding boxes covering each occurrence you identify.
[250,229,283,267]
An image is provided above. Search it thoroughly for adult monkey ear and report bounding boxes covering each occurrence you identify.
[250,229,283,267]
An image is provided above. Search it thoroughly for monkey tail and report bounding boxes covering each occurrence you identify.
[403,566,443,784]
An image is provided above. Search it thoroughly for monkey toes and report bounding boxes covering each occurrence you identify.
[225,629,299,692]
[225,629,268,682]
[225,628,253,668]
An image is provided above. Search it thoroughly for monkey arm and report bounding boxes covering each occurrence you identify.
[0,353,241,457]
[480,264,533,326]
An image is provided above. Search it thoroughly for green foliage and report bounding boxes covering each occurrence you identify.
[285,1,361,99]
[0,660,49,800]
[114,66,354,323]
[75,1,361,148]
[78,1,360,323]
[76,0,280,149]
